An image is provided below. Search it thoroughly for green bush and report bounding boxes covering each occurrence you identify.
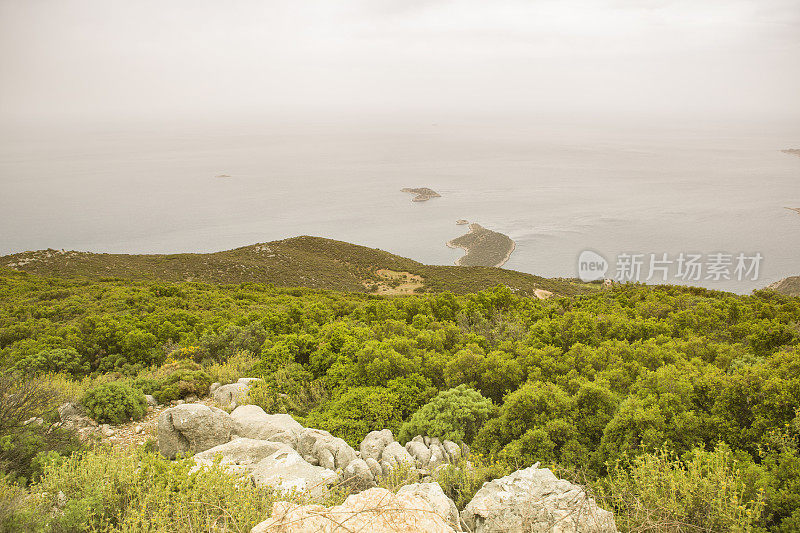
[247,363,326,416]
[152,360,211,404]
[81,382,147,425]
[206,350,259,384]
[13,348,89,377]
[598,444,765,532]
[131,376,160,395]
[305,386,405,447]
[0,372,82,485]
[7,448,282,532]
[433,455,513,510]
[399,385,496,444]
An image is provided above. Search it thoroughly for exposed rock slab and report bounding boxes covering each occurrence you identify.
[251,485,457,533]
[250,446,338,498]
[193,437,287,473]
[230,405,303,445]
[461,464,618,533]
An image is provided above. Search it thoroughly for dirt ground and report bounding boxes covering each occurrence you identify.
[363,269,425,296]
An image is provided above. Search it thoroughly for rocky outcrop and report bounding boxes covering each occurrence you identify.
[360,429,395,462]
[194,438,288,474]
[297,428,358,471]
[158,404,620,532]
[461,463,618,533]
[157,404,234,459]
[398,482,461,531]
[250,446,338,498]
[405,435,465,472]
[359,429,418,476]
[251,484,458,533]
[213,377,261,410]
[230,405,303,446]
[193,437,337,497]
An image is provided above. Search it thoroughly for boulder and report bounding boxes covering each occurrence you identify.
[213,382,249,410]
[461,464,618,533]
[365,457,382,479]
[342,458,377,490]
[443,440,462,463]
[193,438,288,474]
[427,439,449,469]
[157,404,233,459]
[296,428,358,471]
[380,441,415,475]
[405,438,431,466]
[398,482,461,531]
[250,447,337,498]
[359,429,394,462]
[144,394,157,408]
[405,436,464,470]
[251,486,457,533]
[238,377,261,385]
[230,405,303,446]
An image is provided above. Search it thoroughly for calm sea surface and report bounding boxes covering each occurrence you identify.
[1,114,798,293]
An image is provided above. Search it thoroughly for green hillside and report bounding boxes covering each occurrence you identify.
[1,236,591,297]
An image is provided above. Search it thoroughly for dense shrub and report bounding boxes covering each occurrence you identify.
[247,362,326,416]
[206,350,259,384]
[598,445,765,532]
[399,385,496,444]
[13,348,89,377]
[2,270,800,531]
[152,360,212,404]
[306,386,406,447]
[6,448,282,532]
[0,372,81,484]
[434,455,513,510]
[81,383,146,425]
[131,376,160,395]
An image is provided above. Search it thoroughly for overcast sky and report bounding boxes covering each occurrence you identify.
[1,0,799,124]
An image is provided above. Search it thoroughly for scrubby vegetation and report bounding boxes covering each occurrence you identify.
[81,382,147,425]
[0,236,589,297]
[0,264,799,531]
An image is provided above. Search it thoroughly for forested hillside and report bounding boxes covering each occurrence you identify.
[0,267,798,531]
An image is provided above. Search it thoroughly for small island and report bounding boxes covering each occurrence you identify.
[781,149,800,158]
[401,187,441,202]
[215,174,232,178]
[456,219,469,225]
[446,223,516,267]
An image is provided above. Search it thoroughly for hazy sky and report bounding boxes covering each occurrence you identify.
[1,0,799,124]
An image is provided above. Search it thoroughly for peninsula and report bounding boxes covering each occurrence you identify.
[785,207,800,216]
[401,187,441,202]
[447,223,516,267]
[781,149,800,157]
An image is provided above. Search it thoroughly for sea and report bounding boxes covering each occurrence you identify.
[1,112,798,294]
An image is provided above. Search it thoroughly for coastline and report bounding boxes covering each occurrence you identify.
[446,223,516,268]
